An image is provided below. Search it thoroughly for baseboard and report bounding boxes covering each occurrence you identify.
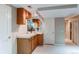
[54,44,65,45]
[43,44,54,45]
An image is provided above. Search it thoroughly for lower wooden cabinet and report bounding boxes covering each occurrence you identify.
[17,34,43,54]
[34,35,38,48]
[31,37,35,51]
[17,38,32,54]
[37,34,43,45]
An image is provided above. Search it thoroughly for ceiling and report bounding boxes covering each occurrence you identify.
[11,4,79,18]
[12,4,63,9]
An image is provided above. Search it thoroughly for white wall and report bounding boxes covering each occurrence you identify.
[11,6,19,32]
[10,6,18,54]
[55,17,65,44]
[43,17,64,44]
[43,18,55,44]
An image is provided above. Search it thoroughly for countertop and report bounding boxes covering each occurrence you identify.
[12,32,43,39]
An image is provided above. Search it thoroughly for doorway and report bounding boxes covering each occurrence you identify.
[55,17,65,44]
[64,15,79,45]
[65,20,74,44]
[43,18,55,45]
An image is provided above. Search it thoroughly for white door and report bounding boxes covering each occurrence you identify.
[44,19,55,44]
[0,5,12,54]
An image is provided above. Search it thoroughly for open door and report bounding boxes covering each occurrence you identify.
[65,15,79,45]
[65,20,73,44]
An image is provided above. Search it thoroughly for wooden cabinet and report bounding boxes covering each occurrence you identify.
[17,8,26,24]
[35,35,38,47]
[31,37,35,51]
[17,8,32,25]
[17,34,43,54]
[31,35,37,51]
[26,11,32,19]
[17,38,32,54]
[37,34,43,45]
[32,19,41,27]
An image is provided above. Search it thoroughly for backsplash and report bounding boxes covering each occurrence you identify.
[18,25,27,33]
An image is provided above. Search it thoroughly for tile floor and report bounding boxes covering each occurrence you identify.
[32,44,79,54]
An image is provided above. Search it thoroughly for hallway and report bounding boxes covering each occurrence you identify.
[32,44,79,54]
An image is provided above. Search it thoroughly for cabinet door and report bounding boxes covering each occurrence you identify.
[17,38,32,54]
[31,37,35,51]
[17,8,26,24]
[38,34,43,45]
[26,39,32,54]
[17,38,26,54]
[35,35,38,46]
[31,36,38,52]
[17,8,32,24]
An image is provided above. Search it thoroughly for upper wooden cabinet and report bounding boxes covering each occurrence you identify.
[17,8,32,25]
[17,8,26,24]
[32,19,41,27]
[26,11,32,19]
